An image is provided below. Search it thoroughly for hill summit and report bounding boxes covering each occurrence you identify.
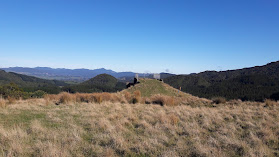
[81,74,118,87]
[63,74,126,93]
[122,79,181,97]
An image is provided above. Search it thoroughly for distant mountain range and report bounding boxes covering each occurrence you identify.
[164,61,279,101]
[0,67,174,82]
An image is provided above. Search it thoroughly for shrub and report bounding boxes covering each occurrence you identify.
[0,83,26,99]
[212,97,226,104]
[270,92,279,101]
[31,90,47,98]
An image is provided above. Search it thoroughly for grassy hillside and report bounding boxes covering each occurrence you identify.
[62,74,126,93]
[0,70,67,94]
[122,79,191,97]
[0,98,278,156]
[164,61,279,101]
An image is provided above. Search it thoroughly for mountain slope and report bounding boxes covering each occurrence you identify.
[164,61,279,101]
[0,70,67,93]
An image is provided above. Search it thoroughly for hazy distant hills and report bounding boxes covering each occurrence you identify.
[164,61,279,101]
[0,67,134,82]
[0,69,127,94]
[0,67,174,82]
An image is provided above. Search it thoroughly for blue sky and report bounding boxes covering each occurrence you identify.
[0,0,278,74]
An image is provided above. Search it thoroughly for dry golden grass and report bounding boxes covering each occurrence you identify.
[132,90,141,104]
[0,98,279,156]
[41,79,210,107]
[7,96,16,104]
[212,96,227,104]
[124,91,131,103]
[0,97,6,108]
[44,92,128,105]
[149,94,177,106]
[264,99,277,107]
[43,91,204,107]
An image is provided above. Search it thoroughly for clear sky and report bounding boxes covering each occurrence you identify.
[0,0,278,74]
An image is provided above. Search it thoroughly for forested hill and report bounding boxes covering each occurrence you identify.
[164,61,279,101]
[62,74,126,93]
[0,70,67,93]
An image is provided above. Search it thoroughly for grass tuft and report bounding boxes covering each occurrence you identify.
[212,97,226,104]
[0,97,6,108]
[150,94,177,106]
[132,90,141,104]
[7,96,16,104]
[264,99,277,107]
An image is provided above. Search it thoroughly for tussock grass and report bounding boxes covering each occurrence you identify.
[43,91,207,107]
[149,94,177,106]
[124,91,131,103]
[264,99,277,107]
[44,92,123,105]
[0,97,6,108]
[0,99,279,156]
[212,97,227,104]
[7,96,16,104]
[132,90,141,104]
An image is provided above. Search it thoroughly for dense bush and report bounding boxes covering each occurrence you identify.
[270,92,279,101]
[0,83,47,99]
[0,83,27,99]
[165,61,279,101]
[0,70,65,94]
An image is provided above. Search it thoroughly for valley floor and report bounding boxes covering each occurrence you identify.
[0,100,279,156]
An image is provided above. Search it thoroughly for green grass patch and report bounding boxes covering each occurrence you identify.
[124,79,179,97]
[0,110,46,128]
